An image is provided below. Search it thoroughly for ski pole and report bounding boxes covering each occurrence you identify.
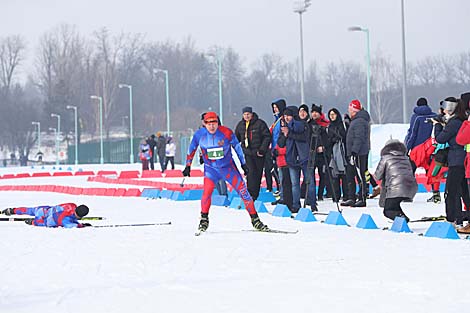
[92,221,172,228]
[180,178,185,187]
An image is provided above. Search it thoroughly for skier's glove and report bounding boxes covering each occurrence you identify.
[182,166,191,177]
[24,219,33,225]
[241,164,249,176]
[1,208,14,215]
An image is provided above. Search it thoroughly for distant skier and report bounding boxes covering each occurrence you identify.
[1,203,91,228]
[183,111,268,233]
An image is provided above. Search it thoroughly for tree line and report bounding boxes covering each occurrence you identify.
[1,23,469,158]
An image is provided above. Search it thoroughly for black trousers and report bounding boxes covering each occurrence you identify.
[149,150,155,170]
[264,153,274,191]
[346,154,368,202]
[332,174,348,202]
[383,197,407,221]
[445,166,470,224]
[245,154,265,200]
[164,156,175,170]
[279,166,292,209]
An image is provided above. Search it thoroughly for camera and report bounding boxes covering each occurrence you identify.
[425,115,445,124]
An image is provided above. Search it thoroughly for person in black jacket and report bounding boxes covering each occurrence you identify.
[147,134,157,170]
[327,108,348,202]
[235,106,272,200]
[433,97,470,226]
[156,132,166,172]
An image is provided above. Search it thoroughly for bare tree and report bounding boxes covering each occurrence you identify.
[0,35,26,98]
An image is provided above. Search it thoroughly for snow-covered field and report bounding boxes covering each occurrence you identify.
[1,124,469,313]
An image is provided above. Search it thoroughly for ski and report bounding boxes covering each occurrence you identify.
[409,215,446,223]
[92,222,171,228]
[242,228,299,234]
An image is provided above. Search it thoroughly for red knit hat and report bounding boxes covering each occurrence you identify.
[204,111,218,123]
[349,99,362,112]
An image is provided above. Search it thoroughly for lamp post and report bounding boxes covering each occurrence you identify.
[153,69,170,135]
[118,83,134,163]
[66,105,78,165]
[208,53,224,124]
[348,26,371,113]
[31,122,40,152]
[90,95,104,164]
[49,127,57,164]
[51,113,60,165]
[293,0,311,105]
[400,0,408,123]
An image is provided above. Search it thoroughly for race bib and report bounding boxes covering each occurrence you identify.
[207,147,224,160]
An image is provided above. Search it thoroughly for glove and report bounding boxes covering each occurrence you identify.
[182,165,191,177]
[241,164,249,176]
[24,219,33,225]
[199,155,204,165]
[2,208,13,215]
[349,155,355,166]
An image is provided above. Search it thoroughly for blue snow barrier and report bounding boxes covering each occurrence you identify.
[272,204,292,217]
[229,197,244,210]
[159,189,173,199]
[211,195,230,206]
[141,188,160,199]
[67,166,73,171]
[424,221,460,240]
[356,213,379,229]
[390,217,412,233]
[183,189,203,200]
[257,192,276,203]
[254,200,268,213]
[171,191,186,201]
[294,207,317,222]
[324,211,349,226]
[77,168,83,172]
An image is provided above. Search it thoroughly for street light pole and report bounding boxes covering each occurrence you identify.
[49,127,57,164]
[119,83,134,164]
[154,69,170,135]
[51,113,61,165]
[31,122,40,152]
[293,0,311,104]
[348,26,371,113]
[90,95,104,164]
[400,0,408,123]
[66,105,78,165]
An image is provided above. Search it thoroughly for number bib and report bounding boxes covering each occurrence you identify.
[207,147,224,160]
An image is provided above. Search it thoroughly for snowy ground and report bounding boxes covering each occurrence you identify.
[0,162,470,313]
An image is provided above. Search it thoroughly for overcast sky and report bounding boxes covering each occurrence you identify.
[2,0,469,73]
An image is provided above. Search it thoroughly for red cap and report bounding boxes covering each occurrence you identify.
[349,99,362,112]
[204,111,218,123]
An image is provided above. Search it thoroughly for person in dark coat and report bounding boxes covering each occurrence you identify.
[327,108,348,202]
[269,99,287,204]
[342,99,370,207]
[234,106,271,200]
[433,97,470,226]
[375,139,417,222]
[156,132,166,172]
[282,106,315,213]
[404,97,437,154]
[147,134,157,170]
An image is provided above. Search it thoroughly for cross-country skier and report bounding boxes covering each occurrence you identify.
[183,111,268,233]
[1,203,90,228]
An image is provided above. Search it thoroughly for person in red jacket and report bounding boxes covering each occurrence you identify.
[456,94,470,203]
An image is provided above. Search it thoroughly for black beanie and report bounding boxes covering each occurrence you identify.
[416,97,428,106]
[75,205,89,218]
[461,92,470,109]
[299,104,309,114]
[242,106,253,114]
[283,107,294,116]
[311,103,322,114]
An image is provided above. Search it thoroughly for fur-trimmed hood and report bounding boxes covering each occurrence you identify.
[380,139,407,157]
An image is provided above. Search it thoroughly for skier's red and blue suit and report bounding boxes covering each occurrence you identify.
[12,203,82,228]
[186,126,256,215]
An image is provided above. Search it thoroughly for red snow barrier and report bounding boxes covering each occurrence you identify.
[74,171,95,176]
[124,188,141,197]
[191,169,204,177]
[2,174,15,179]
[53,172,73,177]
[15,173,31,178]
[118,170,140,179]
[97,170,118,176]
[32,172,52,177]
[114,188,127,197]
[163,169,183,178]
[140,170,163,178]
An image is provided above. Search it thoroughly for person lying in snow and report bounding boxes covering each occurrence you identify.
[1,203,91,228]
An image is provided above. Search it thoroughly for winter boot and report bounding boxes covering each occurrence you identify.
[340,199,355,206]
[352,200,367,207]
[250,214,269,231]
[427,191,441,204]
[198,213,209,232]
[1,208,14,215]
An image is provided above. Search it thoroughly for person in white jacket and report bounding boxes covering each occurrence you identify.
[164,137,176,170]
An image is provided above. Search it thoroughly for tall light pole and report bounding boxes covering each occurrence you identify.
[208,53,224,124]
[153,69,170,135]
[400,0,408,123]
[90,95,104,164]
[51,113,60,165]
[31,122,40,152]
[348,26,371,113]
[49,127,57,164]
[293,0,311,105]
[66,105,78,165]
[118,83,134,163]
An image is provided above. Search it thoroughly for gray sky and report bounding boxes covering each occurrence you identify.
[2,0,470,72]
